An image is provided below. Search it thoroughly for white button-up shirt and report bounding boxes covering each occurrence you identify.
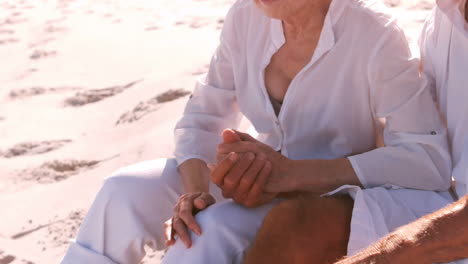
[175,0,451,191]
[420,0,468,197]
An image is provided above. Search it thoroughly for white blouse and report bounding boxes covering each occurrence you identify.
[174,0,452,191]
[420,0,468,197]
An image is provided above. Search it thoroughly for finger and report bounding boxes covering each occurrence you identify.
[233,152,266,202]
[217,141,257,155]
[211,152,239,186]
[179,198,201,236]
[222,152,255,198]
[207,163,217,172]
[216,153,227,162]
[172,217,192,248]
[232,129,257,142]
[222,129,242,143]
[194,193,216,210]
[245,161,272,208]
[164,218,176,246]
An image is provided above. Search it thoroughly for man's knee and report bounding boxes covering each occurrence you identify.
[248,195,354,263]
[262,195,354,236]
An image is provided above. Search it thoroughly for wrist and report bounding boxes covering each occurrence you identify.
[178,158,211,193]
[280,157,297,191]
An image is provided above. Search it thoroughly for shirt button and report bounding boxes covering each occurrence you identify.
[430,131,437,135]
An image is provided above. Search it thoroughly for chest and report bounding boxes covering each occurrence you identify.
[264,34,320,103]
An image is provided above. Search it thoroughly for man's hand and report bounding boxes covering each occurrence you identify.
[336,195,468,264]
[164,192,215,248]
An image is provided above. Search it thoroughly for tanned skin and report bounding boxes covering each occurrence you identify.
[336,6,468,263]
[336,195,468,264]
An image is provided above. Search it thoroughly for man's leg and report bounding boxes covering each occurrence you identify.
[244,195,354,264]
[61,158,224,264]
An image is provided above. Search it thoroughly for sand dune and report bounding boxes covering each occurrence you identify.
[0,0,435,263]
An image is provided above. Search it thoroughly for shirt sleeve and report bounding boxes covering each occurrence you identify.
[173,5,243,166]
[347,23,452,191]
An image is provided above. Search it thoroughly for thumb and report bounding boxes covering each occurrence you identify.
[222,129,241,144]
[194,193,216,210]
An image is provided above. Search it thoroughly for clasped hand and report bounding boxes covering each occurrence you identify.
[209,129,293,208]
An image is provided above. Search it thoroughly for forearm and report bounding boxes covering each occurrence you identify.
[337,195,468,264]
[287,158,362,194]
[178,158,211,193]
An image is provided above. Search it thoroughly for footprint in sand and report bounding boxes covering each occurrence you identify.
[116,89,190,125]
[384,0,400,7]
[145,26,159,31]
[12,210,85,251]
[9,86,81,99]
[0,38,19,45]
[14,68,38,80]
[29,49,57,60]
[410,0,434,10]
[44,25,68,34]
[20,159,101,183]
[0,140,72,158]
[18,155,118,184]
[1,18,27,26]
[45,210,85,248]
[0,251,33,264]
[28,37,56,48]
[0,29,15,35]
[0,252,15,264]
[64,80,142,107]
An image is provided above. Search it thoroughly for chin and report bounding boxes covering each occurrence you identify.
[255,4,284,19]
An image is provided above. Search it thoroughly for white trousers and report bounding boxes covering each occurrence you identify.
[161,199,280,264]
[61,158,232,264]
[163,185,468,264]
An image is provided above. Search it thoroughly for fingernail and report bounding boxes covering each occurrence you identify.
[229,152,238,161]
[207,163,216,171]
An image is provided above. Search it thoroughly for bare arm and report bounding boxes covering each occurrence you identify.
[282,158,362,194]
[336,195,468,264]
[217,130,362,195]
[178,158,211,193]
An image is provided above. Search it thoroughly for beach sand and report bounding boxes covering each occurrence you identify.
[0,0,434,263]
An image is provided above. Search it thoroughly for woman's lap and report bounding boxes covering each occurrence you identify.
[62,158,224,264]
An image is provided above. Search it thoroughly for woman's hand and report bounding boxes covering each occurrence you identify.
[217,130,295,194]
[164,192,215,248]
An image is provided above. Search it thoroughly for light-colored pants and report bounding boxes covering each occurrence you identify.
[61,158,278,264]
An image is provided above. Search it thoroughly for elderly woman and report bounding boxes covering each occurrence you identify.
[61,0,451,263]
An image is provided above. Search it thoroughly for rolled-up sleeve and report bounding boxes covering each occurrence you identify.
[348,24,452,191]
[174,5,243,166]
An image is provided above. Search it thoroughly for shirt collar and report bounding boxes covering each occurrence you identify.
[437,0,468,33]
[270,0,349,62]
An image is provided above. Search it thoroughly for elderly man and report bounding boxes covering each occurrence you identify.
[245,0,468,263]
[335,0,468,263]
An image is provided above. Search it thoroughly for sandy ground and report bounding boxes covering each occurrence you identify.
[0,0,434,263]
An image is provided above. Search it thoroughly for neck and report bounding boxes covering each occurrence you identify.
[465,0,468,23]
[282,0,332,40]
